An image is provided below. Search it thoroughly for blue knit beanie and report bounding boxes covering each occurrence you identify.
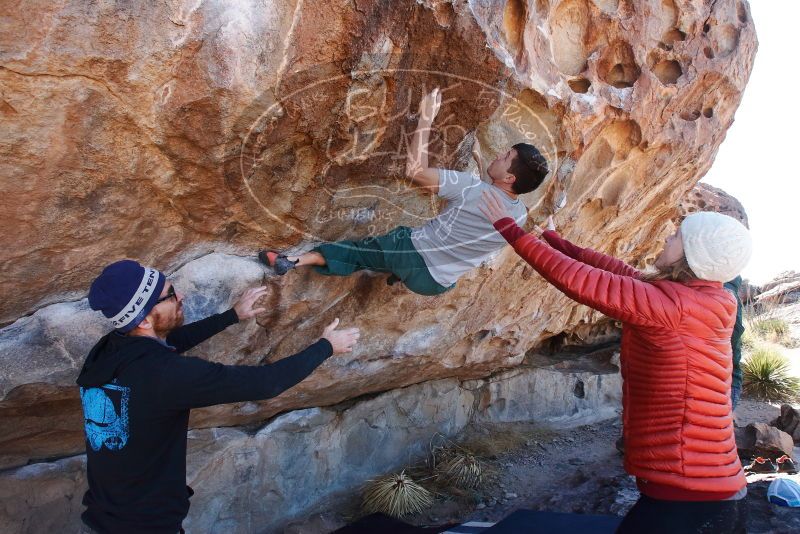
[88,260,166,332]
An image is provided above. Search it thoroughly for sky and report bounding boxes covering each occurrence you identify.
[701,2,797,285]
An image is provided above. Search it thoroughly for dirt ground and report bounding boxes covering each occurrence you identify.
[289,400,800,533]
[287,302,800,533]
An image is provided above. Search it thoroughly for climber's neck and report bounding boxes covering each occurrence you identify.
[491,182,518,201]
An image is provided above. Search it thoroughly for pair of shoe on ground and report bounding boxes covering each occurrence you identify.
[745,455,798,474]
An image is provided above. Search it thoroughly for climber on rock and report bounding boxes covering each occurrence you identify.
[258,87,550,296]
[76,260,359,533]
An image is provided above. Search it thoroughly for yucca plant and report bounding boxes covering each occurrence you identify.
[742,345,800,402]
[361,471,433,518]
[435,452,483,489]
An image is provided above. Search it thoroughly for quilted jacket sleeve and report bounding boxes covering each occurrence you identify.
[541,230,641,278]
[495,219,679,328]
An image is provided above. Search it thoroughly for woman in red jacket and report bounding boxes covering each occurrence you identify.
[480,191,752,533]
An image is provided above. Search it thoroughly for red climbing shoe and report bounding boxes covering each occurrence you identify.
[258,250,298,275]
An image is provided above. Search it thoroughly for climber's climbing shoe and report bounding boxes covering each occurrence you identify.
[258,250,298,276]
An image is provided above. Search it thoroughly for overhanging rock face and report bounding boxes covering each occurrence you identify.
[1,0,756,531]
[0,363,621,533]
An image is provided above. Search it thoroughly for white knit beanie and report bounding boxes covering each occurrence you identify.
[680,211,752,282]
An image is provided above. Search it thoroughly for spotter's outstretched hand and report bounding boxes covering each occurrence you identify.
[533,215,556,237]
[233,286,268,320]
[322,318,360,354]
[479,190,512,224]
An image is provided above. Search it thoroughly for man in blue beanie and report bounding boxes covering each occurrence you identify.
[77,260,359,534]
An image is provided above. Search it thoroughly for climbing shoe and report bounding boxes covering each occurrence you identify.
[258,250,298,276]
[744,457,778,474]
[776,455,799,475]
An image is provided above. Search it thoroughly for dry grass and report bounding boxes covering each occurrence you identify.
[750,317,791,344]
[742,327,757,352]
[426,433,485,493]
[744,296,795,347]
[357,423,555,517]
[456,422,554,458]
[360,471,433,518]
[435,452,483,489]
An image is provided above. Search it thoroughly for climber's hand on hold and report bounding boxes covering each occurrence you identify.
[322,318,360,355]
[533,216,556,237]
[406,87,443,192]
[233,286,268,320]
[472,136,485,180]
[418,87,441,124]
[479,190,512,224]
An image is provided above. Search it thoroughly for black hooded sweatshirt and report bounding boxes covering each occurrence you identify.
[75,309,333,533]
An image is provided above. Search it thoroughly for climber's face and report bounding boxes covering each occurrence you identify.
[149,282,185,336]
[487,148,517,185]
[655,228,685,270]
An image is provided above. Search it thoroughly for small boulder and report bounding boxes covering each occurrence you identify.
[736,422,795,459]
[770,404,800,444]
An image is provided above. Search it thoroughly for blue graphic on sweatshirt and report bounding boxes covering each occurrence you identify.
[80,383,130,451]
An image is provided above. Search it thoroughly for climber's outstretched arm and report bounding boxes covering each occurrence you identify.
[406,88,442,194]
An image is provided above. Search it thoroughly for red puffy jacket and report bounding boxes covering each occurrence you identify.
[494,219,746,499]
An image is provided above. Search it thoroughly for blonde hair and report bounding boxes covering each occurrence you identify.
[641,255,699,283]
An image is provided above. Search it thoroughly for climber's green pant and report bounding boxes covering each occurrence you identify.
[313,226,453,296]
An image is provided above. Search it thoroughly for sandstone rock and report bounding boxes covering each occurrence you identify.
[1,0,757,469]
[756,271,800,306]
[469,364,621,426]
[770,404,800,445]
[735,422,795,460]
[0,455,87,534]
[283,514,345,534]
[0,0,757,530]
[0,253,266,469]
[0,363,620,533]
[679,182,749,227]
[761,272,800,295]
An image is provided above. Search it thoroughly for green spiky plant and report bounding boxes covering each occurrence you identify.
[361,471,433,518]
[742,345,800,402]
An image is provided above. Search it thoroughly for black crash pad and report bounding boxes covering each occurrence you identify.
[486,509,622,533]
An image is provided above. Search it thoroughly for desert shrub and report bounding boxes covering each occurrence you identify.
[749,317,790,343]
[361,471,433,518]
[435,452,483,489]
[742,345,800,402]
[741,327,757,351]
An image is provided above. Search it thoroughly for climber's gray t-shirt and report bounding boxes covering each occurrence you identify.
[410,169,528,287]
